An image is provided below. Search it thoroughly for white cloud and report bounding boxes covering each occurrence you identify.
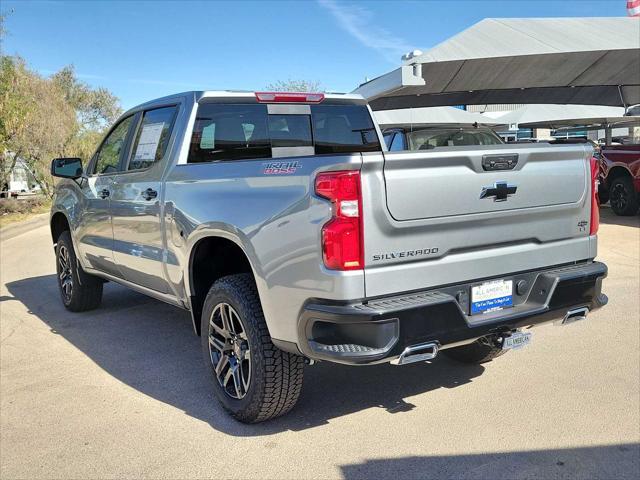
[317,0,413,63]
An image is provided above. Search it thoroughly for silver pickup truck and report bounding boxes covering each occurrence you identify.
[50,91,608,423]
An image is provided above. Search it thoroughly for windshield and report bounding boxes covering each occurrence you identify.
[406,128,503,150]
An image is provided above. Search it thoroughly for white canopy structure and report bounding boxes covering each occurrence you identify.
[354,17,640,110]
[374,106,498,127]
[487,104,634,129]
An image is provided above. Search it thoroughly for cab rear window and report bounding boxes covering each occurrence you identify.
[187,102,380,163]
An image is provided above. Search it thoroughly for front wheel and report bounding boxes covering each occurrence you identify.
[200,274,304,423]
[55,231,103,312]
[609,177,639,216]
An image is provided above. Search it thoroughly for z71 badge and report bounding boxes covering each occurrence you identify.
[263,161,301,175]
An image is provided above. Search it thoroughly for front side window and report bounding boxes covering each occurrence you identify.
[128,106,178,171]
[93,116,134,174]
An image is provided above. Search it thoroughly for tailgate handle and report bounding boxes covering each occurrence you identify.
[482,154,518,171]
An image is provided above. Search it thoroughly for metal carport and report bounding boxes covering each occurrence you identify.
[354,17,640,110]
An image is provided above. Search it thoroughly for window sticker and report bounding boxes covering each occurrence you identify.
[200,123,215,149]
[134,122,165,161]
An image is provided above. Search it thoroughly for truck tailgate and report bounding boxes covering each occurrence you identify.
[361,144,596,298]
[385,145,587,220]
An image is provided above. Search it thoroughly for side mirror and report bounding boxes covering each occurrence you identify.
[51,157,83,179]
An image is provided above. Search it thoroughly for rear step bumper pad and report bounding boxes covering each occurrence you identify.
[297,261,608,365]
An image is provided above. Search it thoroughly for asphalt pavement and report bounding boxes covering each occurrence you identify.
[1,207,638,479]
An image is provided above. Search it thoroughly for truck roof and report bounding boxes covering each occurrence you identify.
[123,90,366,117]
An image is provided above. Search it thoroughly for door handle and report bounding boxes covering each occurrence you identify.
[141,188,158,201]
[98,188,110,199]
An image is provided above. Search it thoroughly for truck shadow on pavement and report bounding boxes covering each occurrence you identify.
[599,205,640,228]
[6,274,485,436]
[339,443,640,480]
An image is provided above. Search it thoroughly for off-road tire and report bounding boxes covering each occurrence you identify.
[443,338,507,364]
[55,230,103,312]
[609,176,639,216]
[200,273,304,423]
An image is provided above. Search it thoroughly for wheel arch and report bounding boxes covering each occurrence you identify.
[606,165,633,186]
[186,233,264,336]
[50,211,71,245]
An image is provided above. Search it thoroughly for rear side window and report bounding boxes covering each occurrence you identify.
[311,105,380,154]
[187,102,381,163]
[128,106,178,170]
[188,104,271,163]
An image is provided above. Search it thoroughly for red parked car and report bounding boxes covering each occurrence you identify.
[598,144,640,216]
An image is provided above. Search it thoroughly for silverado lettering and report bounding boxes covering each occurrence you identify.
[373,248,439,261]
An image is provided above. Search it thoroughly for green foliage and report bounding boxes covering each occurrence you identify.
[264,79,324,92]
[0,53,122,196]
[52,66,121,129]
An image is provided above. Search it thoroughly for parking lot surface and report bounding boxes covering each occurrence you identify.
[1,207,638,480]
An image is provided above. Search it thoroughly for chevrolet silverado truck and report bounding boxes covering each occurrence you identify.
[50,91,608,423]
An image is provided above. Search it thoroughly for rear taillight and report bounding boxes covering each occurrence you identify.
[255,92,325,103]
[590,156,600,235]
[315,171,363,271]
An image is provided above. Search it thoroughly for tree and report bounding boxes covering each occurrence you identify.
[0,59,121,195]
[264,79,324,92]
[0,57,76,195]
[1,13,122,195]
[0,56,38,192]
[51,66,120,129]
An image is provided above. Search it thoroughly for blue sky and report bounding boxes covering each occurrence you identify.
[1,0,629,109]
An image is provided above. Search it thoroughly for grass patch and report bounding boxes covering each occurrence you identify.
[0,197,51,227]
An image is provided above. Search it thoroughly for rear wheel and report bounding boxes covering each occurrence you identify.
[55,231,103,312]
[609,176,639,216]
[200,274,304,423]
[442,336,507,364]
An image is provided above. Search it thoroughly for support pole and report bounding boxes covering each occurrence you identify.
[605,124,613,146]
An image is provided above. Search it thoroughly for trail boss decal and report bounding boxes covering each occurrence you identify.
[373,248,439,261]
[263,161,301,175]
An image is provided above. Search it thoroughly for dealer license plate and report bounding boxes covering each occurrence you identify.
[471,279,513,315]
[502,331,532,350]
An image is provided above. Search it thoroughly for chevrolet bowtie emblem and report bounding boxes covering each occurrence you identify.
[480,181,517,202]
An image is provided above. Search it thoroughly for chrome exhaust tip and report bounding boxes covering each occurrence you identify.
[390,342,439,365]
[556,307,589,326]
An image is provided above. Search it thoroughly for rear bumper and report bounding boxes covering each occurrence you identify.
[297,261,608,365]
